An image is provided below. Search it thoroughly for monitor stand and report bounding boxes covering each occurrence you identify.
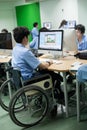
[38,49,63,59]
[48,51,63,59]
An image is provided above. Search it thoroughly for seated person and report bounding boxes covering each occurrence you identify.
[76,64,87,83]
[75,25,87,81]
[0,28,9,83]
[12,26,63,97]
[58,19,67,29]
[67,24,87,82]
[75,24,87,53]
[1,28,8,33]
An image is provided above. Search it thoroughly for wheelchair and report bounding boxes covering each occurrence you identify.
[0,60,15,111]
[0,67,59,127]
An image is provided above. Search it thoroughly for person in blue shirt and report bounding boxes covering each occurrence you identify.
[76,64,87,83]
[12,26,48,80]
[31,22,39,39]
[75,24,87,82]
[30,37,38,50]
[12,26,63,86]
[12,26,76,108]
[75,24,87,53]
[30,27,49,49]
[30,27,49,56]
[30,22,39,55]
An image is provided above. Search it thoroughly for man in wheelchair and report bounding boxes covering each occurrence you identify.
[12,26,63,97]
[11,26,71,119]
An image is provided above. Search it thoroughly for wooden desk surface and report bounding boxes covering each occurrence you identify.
[48,56,87,72]
[0,51,12,63]
[0,57,11,63]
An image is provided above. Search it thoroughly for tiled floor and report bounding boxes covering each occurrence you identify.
[0,105,87,130]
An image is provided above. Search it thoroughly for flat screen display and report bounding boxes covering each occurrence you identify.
[38,30,63,51]
[0,33,13,49]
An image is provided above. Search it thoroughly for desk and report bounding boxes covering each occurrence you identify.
[45,56,87,117]
[0,57,11,63]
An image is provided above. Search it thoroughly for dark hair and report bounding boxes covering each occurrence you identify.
[13,26,30,43]
[33,22,38,27]
[39,27,49,31]
[1,29,8,33]
[75,24,85,34]
[59,19,67,28]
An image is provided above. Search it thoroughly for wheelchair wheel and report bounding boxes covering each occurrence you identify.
[0,79,16,111]
[9,85,49,128]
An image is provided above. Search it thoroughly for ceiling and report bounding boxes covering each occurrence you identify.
[0,0,20,2]
[0,0,46,2]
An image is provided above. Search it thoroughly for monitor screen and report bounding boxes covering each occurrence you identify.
[38,30,63,52]
[0,33,13,50]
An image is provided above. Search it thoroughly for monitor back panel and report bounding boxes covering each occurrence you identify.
[63,29,77,51]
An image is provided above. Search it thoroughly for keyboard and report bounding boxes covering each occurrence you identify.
[71,61,83,67]
[70,61,83,72]
[39,58,63,64]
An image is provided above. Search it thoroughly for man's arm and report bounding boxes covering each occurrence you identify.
[38,61,53,70]
[78,50,87,53]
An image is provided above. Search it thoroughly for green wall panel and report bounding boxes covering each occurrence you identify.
[16,3,41,31]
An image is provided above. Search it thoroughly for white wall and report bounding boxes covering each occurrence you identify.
[0,0,87,33]
[78,0,87,34]
[0,0,28,33]
[40,0,78,29]
[0,2,17,33]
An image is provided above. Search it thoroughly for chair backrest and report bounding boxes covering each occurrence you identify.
[12,68,23,90]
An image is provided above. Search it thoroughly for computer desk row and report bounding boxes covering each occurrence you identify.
[0,54,87,119]
[40,54,87,118]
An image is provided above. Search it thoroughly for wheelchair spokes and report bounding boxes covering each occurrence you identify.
[9,86,49,127]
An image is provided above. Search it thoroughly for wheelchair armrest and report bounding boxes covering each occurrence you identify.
[23,74,52,86]
[5,67,13,72]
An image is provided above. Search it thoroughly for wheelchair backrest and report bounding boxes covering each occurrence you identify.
[12,68,23,90]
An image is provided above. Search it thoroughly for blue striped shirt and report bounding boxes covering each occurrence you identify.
[12,43,40,80]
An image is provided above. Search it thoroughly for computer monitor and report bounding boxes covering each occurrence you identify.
[63,29,77,51]
[38,30,63,58]
[64,20,76,29]
[0,32,13,55]
[0,33,13,50]
[43,22,52,29]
